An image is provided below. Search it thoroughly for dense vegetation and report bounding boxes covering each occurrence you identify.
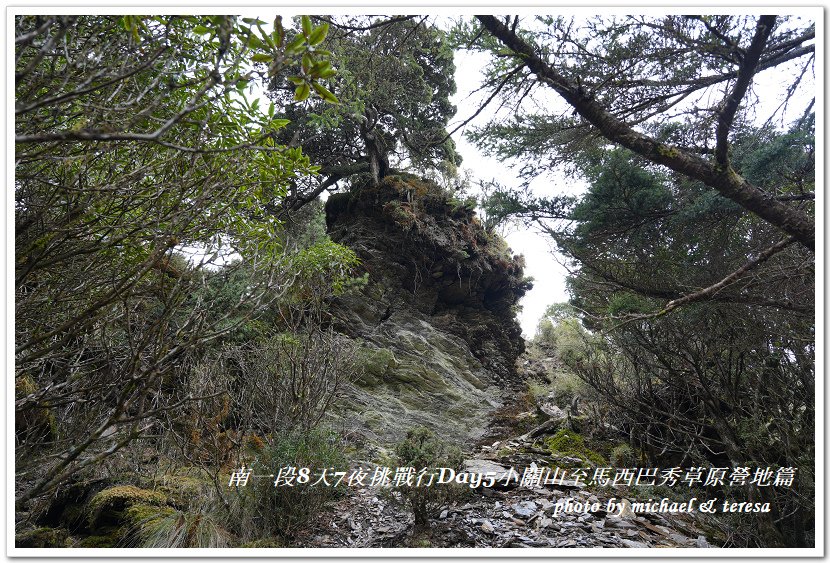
[469,15,815,547]
[15,14,814,549]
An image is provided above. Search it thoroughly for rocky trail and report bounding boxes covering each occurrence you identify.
[300,426,711,549]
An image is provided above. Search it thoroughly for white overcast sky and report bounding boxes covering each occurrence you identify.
[449,48,574,337]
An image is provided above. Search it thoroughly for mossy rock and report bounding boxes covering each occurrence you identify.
[241,537,286,548]
[124,503,177,527]
[153,472,212,507]
[76,529,124,548]
[87,485,167,529]
[358,347,398,386]
[546,429,607,467]
[15,526,71,548]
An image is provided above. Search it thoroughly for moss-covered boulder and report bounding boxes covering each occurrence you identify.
[76,532,123,548]
[15,526,71,548]
[546,429,607,467]
[87,485,167,529]
[325,175,530,445]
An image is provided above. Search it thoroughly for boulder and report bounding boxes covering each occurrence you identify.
[326,176,529,445]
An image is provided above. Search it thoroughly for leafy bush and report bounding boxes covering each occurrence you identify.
[609,443,638,467]
[392,427,465,530]
[549,370,588,408]
[232,430,347,541]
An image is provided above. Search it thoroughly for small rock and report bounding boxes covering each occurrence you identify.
[439,509,448,520]
[536,516,553,529]
[620,539,648,548]
[694,535,710,548]
[550,479,585,490]
[617,498,635,519]
[462,459,517,489]
[511,500,537,517]
[605,517,637,530]
[481,521,495,534]
[559,539,576,547]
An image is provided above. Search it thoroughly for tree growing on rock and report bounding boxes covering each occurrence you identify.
[267,15,461,208]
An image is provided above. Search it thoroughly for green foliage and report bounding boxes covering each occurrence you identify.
[393,427,465,529]
[14,14,342,504]
[549,371,587,408]
[609,443,638,467]
[571,149,672,240]
[546,429,606,467]
[535,309,590,365]
[234,430,347,540]
[269,16,460,192]
[289,238,362,296]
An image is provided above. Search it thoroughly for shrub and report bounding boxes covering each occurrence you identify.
[393,427,465,530]
[549,370,587,409]
[232,430,347,541]
[609,443,639,467]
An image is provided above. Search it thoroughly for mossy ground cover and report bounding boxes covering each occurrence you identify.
[545,429,607,467]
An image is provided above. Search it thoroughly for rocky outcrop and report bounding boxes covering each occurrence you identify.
[325,174,531,445]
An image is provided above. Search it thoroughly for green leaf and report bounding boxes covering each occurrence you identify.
[193,25,212,36]
[302,53,314,72]
[301,15,312,37]
[251,53,273,63]
[284,34,305,54]
[318,67,336,79]
[287,75,305,86]
[294,82,311,101]
[312,82,338,104]
[308,23,329,45]
[310,61,334,79]
[247,35,264,49]
[268,102,275,118]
